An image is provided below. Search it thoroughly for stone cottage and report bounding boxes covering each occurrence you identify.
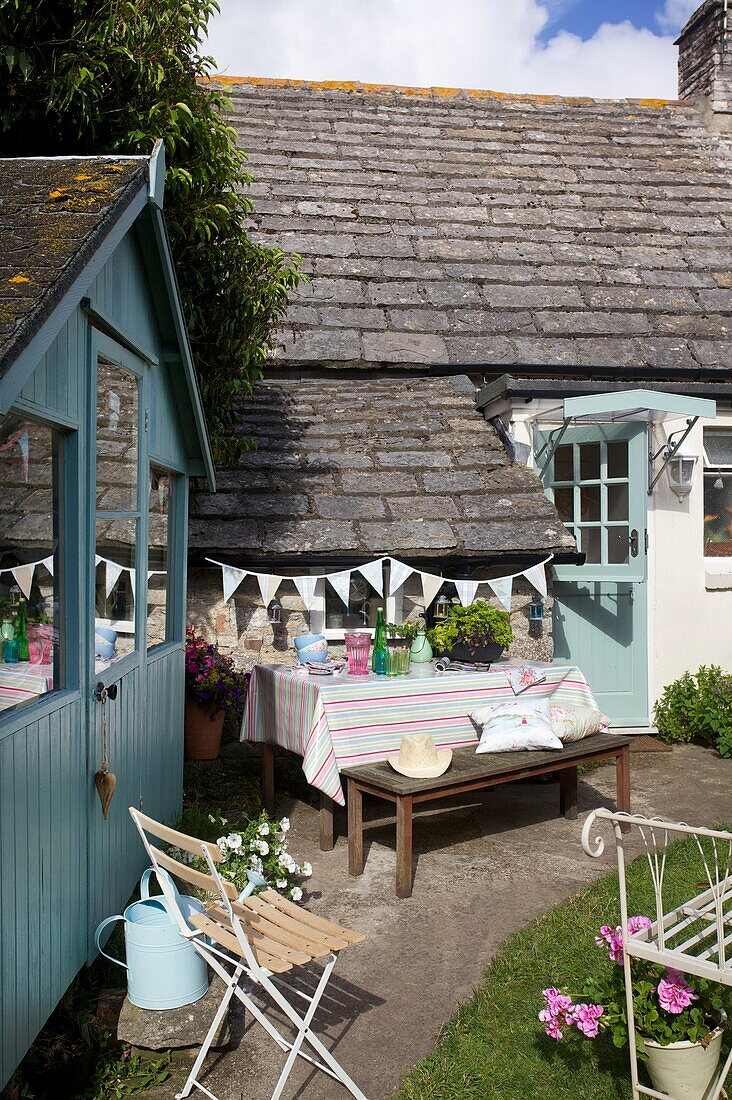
[189,0,732,727]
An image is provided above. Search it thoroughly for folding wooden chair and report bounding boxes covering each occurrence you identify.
[129,808,368,1100]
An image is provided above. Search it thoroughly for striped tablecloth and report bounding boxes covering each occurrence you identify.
[242,662,598,805]
[0,662,53,712]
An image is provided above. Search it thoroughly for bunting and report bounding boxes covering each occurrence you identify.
[389,559,413,595]
[420,572,444,610]
[522,561,548,599]
[255,573,282,607]
[357,557,384,596]
[222,566,247,603]
[105,559,123,598]
[328,569,353,608]
[487,575,513,612]
[13,563,35,599]
[293,575,318,610]
[455,579,479,607]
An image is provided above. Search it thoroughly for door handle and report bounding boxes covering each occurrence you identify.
[93,681,118,702]
[629,529,639,558]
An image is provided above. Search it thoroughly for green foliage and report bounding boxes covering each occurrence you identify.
[654,665,732,757]
[0,0,302,462]
[427,601,513,654]
[386,621,419,642]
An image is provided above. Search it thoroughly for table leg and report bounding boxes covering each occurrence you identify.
[320,792,335,852]
[347,779,364,876]
[616,746,631,832]
[396,795,414,899]
[560,766,578,820]
[262,743,274,815]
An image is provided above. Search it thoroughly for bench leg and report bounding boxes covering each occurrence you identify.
[262,743,275,815]
[396,795,414,899]
[560,766,578,820]
[347,779,364,876]
[616,746,631,832]
[320,792,336,851]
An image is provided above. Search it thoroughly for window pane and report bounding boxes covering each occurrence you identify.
[704,432,732,467]
[580,527,601,564]
[607,483,629,522]
[325,571,381,630]
[607,441,628,479]
[148,470,170,649]
[704,472,732,557]
[553,445,573,483]
[0,414,62,712]
[97,358,138,511]
[553,487,574,523]
[95,517,136,666]
[579,442,600,481]
[580,485,601,522]
[608,527,630,564]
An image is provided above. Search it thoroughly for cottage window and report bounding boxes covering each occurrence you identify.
[703,431,732,558]
[307,561,401,639]
[0,413,63,713]
[147,467,174,649]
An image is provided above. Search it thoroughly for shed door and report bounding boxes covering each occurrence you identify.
[541,423,649,727]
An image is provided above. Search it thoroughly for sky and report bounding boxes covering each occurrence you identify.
[203,0,701,99]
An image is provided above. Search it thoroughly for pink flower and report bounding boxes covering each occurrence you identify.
[540,1012,565,1040]
[539,988,574,1041]
[628,915,652,936]
[596,916,651,965]
[569,1002,604,1038]
[658,969,697,1015]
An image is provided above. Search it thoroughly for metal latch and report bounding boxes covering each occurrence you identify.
[629,529,639,558]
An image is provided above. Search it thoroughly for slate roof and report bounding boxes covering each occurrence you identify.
[0,157,147,378]
[188,375,574,562]
[214,77,732,374]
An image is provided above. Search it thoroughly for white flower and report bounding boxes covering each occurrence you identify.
[276,878,288,889]
[226,833,243,851]
[220,817,228,827]
[250,856,263,873]
[282,855,296,873]
[216,836,229,852]
[290,886,303,902]
[258,822,270,836]
[260,841,270,856]
[301,862,313,878]
[208,814,216,824]
[280,817,290,833]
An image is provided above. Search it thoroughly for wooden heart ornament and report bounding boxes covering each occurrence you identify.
[95,766,117,820]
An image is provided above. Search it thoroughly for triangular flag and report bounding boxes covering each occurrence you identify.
[420,572,444,610]
[255,573,281,607]
[41,555,54,577]
[222,565,247,602]
[12,564,34,599]
[293,576,318,610]
[455,579,479,607]
[487,575,513,612]
[328,569,352,608]
[105,559,123,598]
[128,568,136,603]
[389,558,413,595]
[523,562,548,599]
[95,555,102,567]
[357,558,384,596]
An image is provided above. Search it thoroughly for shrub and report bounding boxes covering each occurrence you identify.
[427,601,514,655]
[654,665,732,758]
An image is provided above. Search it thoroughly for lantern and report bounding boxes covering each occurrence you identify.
[434,594,450,620]
[667,452,697,500]
[529,596,544,621]
[267,598,282,624]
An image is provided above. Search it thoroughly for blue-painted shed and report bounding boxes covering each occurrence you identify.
[0,146,215,1087]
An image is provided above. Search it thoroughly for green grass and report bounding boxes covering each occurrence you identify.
[392,831,732,1100]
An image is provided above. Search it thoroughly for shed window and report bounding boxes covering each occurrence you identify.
[0,413,63,714]
[147,468,173,649]
[703,430,732,558]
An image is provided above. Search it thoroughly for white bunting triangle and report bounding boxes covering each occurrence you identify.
[293,576,318,610]
[95,555,102,567]
[105,560,123,598]
[223,566,247,603]
[420,572,444,610]
[357,557,384,596]
[41,555,54,577]
[523,561,548,598]
[256,573,282,607]
[12,564,35,599]
[455,579,479,607]
[389,558,413,595]
[487,575,513,612]
[128,568,136,602]
[328,569,352,608]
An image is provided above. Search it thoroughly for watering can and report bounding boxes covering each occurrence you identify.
[236,868,268,902]
[94,868,209,1010]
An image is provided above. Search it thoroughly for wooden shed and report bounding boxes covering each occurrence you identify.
[0,147,215,1087]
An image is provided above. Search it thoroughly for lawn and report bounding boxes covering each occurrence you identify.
[392,829,732,1100]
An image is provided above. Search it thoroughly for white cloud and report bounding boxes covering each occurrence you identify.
[656,0,698,35]
[203,0,682,99]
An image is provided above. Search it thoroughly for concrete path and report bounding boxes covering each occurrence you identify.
[153,744,731,1100]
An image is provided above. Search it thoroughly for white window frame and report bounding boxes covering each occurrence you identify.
[306,568,402,640]
[703,429,732,564]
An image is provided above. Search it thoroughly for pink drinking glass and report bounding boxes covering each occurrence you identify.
[345,632,371,675]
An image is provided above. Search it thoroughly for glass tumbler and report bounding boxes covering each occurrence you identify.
[345,632,371,675]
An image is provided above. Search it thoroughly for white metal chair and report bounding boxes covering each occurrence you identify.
[129,807,368,1100]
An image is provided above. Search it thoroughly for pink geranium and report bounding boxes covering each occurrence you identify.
[657,969,697,1015]
[539,988,575,1041]
[570,1002,604,1038]
[596,916,652,965]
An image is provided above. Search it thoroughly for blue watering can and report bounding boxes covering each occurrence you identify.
[236,869,268,902]
[94,868,209,1011]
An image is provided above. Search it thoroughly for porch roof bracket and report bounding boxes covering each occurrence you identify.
[647,416,699,495]
[536,419,571,480]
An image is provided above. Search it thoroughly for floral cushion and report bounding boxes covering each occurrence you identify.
[550,704,610,744]
[471,698,562,753]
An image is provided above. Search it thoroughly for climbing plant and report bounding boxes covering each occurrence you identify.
[0,0,301,462]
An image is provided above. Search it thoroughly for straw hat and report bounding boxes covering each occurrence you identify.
[387,734,452,778]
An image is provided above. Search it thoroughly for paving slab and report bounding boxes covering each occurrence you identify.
[146,743,731,1100]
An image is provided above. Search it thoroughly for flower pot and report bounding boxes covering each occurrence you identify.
[448,642,504,664]
[643,1013,726,1100]
[410,633,433,664]
[184,700,224,761]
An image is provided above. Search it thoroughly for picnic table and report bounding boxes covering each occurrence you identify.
[0,661,53,712]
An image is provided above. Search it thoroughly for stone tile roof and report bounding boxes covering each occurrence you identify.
[189,375,574,562]
[214,77,732,373]
[0,157,147,378]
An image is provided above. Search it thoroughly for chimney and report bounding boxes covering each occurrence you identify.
[676,0,732,129]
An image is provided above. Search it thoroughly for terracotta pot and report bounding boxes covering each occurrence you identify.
[184,700,224,761]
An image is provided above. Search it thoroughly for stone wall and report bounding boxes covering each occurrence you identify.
[677,0,732,129]
[186,566,553,670]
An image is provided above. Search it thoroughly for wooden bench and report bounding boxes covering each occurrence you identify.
[341,733,631,898]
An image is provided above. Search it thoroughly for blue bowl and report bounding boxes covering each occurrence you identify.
[294,634,328,664]
[95,626,117,660]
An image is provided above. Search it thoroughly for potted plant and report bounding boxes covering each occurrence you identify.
[386,622,417,675]
[427,601,513,663]
[539,916,729,1100]
[184,627,246,761]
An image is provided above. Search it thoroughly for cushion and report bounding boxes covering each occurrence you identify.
[471,697,563,754]
[550,704,610,744]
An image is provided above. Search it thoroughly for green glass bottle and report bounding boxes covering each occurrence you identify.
[15,598,29,661]
[372,607,387,676]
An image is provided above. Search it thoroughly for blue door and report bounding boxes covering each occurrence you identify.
[541,424,649,726]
